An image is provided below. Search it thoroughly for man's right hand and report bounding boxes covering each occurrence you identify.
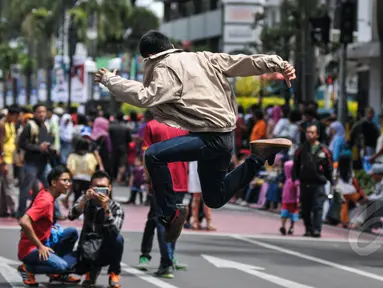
[38,245,54,261]
[39,142,49,152]
[85,189,97,201]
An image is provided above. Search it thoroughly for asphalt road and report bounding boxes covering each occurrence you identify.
[1,228,383,288]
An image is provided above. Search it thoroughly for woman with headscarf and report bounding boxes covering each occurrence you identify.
[329,121,347,162]
[267,106,282,139]
[59,113,74,164]
[92,117,112,176]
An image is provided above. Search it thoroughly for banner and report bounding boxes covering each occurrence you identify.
[70,57,86,103]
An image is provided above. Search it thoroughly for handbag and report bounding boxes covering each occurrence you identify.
[78,232,103,262]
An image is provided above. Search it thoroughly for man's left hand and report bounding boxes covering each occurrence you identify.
[95,192,110,211]
[94,68,117,83]
[282,62,296,88]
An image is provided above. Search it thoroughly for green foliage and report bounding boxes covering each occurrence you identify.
[259,0,298,55]
[125,7,160,52]
[354,170,375,196]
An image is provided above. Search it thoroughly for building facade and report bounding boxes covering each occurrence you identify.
[159,0,264,53]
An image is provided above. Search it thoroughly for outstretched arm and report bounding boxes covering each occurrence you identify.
[208,52,296,87]
[95,65,182,108]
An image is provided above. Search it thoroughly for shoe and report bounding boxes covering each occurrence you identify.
[279,227,286,235]
[137,255,150,271]
[49,274,81,284]
[161,204,189,243]
[303,231,313,237]
[153,265,174,279]
[18,264,39,287]
[312,231,321,238]
[109,272,121,288]
[288,228,294,235]
[82,268,101,287]
[173,258,188,271]
[303,231,312,237]
[250,138,292,165]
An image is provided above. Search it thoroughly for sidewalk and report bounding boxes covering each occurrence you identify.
[224,201,383,240]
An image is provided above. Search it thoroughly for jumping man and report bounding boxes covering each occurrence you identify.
[95,31,295,243]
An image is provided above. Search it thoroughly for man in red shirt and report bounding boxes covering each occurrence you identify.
[137,111,188,278]
[17,166,80,286]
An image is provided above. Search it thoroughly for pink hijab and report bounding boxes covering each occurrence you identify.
[272,106,282,124]
[91,117,109,141]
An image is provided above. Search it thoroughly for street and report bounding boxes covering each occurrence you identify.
[0,186,382,287]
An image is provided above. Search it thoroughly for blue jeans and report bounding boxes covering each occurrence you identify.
[141,193,185,267]
[22,227,78,274]
[144,132,263,217]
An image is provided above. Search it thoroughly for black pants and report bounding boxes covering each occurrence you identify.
[141,192,186,258]
[144,132,263,217]
[300,184,327,233]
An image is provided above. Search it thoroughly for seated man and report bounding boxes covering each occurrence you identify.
[69,170,124,288]
[18,165,80,286]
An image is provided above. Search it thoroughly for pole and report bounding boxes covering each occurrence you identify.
[338,43,348,125]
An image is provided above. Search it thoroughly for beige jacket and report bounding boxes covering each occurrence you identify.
[101,49,287,133]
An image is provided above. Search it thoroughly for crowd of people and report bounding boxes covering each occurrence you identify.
[230,101,383,236]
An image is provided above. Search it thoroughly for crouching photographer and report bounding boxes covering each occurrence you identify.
[68,170,125,288]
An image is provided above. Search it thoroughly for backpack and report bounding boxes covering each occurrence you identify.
[13,120,51,166]
[28,120,50,143]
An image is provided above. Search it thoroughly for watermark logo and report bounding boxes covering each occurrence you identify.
[348,204,383,256]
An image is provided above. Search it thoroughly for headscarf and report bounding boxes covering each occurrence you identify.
[272,106,282,124]
[60,113,74,142]
[329,121,346,152]
[91,117,109,141]
[91,117,111,153]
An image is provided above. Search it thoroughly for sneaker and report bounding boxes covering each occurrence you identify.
[161,204,189,243]
[49,274,81,284]
[250,138,292,165]
[173,258,188,271]
[109,272,121,288]
[137,255,150,271]
[303,231,312,237]
[312,231,321,238]
[279,227,286,235]
[17,264,38,287]
[153,265,174,279]
[288,228,294,235]
[82,268,101,287]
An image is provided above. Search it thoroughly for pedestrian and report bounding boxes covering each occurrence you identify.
[68,170,124,288]
[0,105,20,217]
[279,160,299,235]
[138,115,188,278]
[94,30,295,243]
[17,165,80,286]
[65,137,100,205]
[17,103,64,219]
[293,123,333,237]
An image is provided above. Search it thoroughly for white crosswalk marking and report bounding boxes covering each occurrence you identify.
[124,267,180,288]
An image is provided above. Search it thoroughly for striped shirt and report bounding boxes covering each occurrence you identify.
[69,196,124,237]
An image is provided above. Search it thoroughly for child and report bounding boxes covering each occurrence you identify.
[128,156,145,205]
[66,137,99,205]
[265,154,284,211]
[280,160,299,235]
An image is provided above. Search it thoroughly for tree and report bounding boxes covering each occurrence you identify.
[256,0,299,104]
[259,0,298,58]
[125,7,160,52]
